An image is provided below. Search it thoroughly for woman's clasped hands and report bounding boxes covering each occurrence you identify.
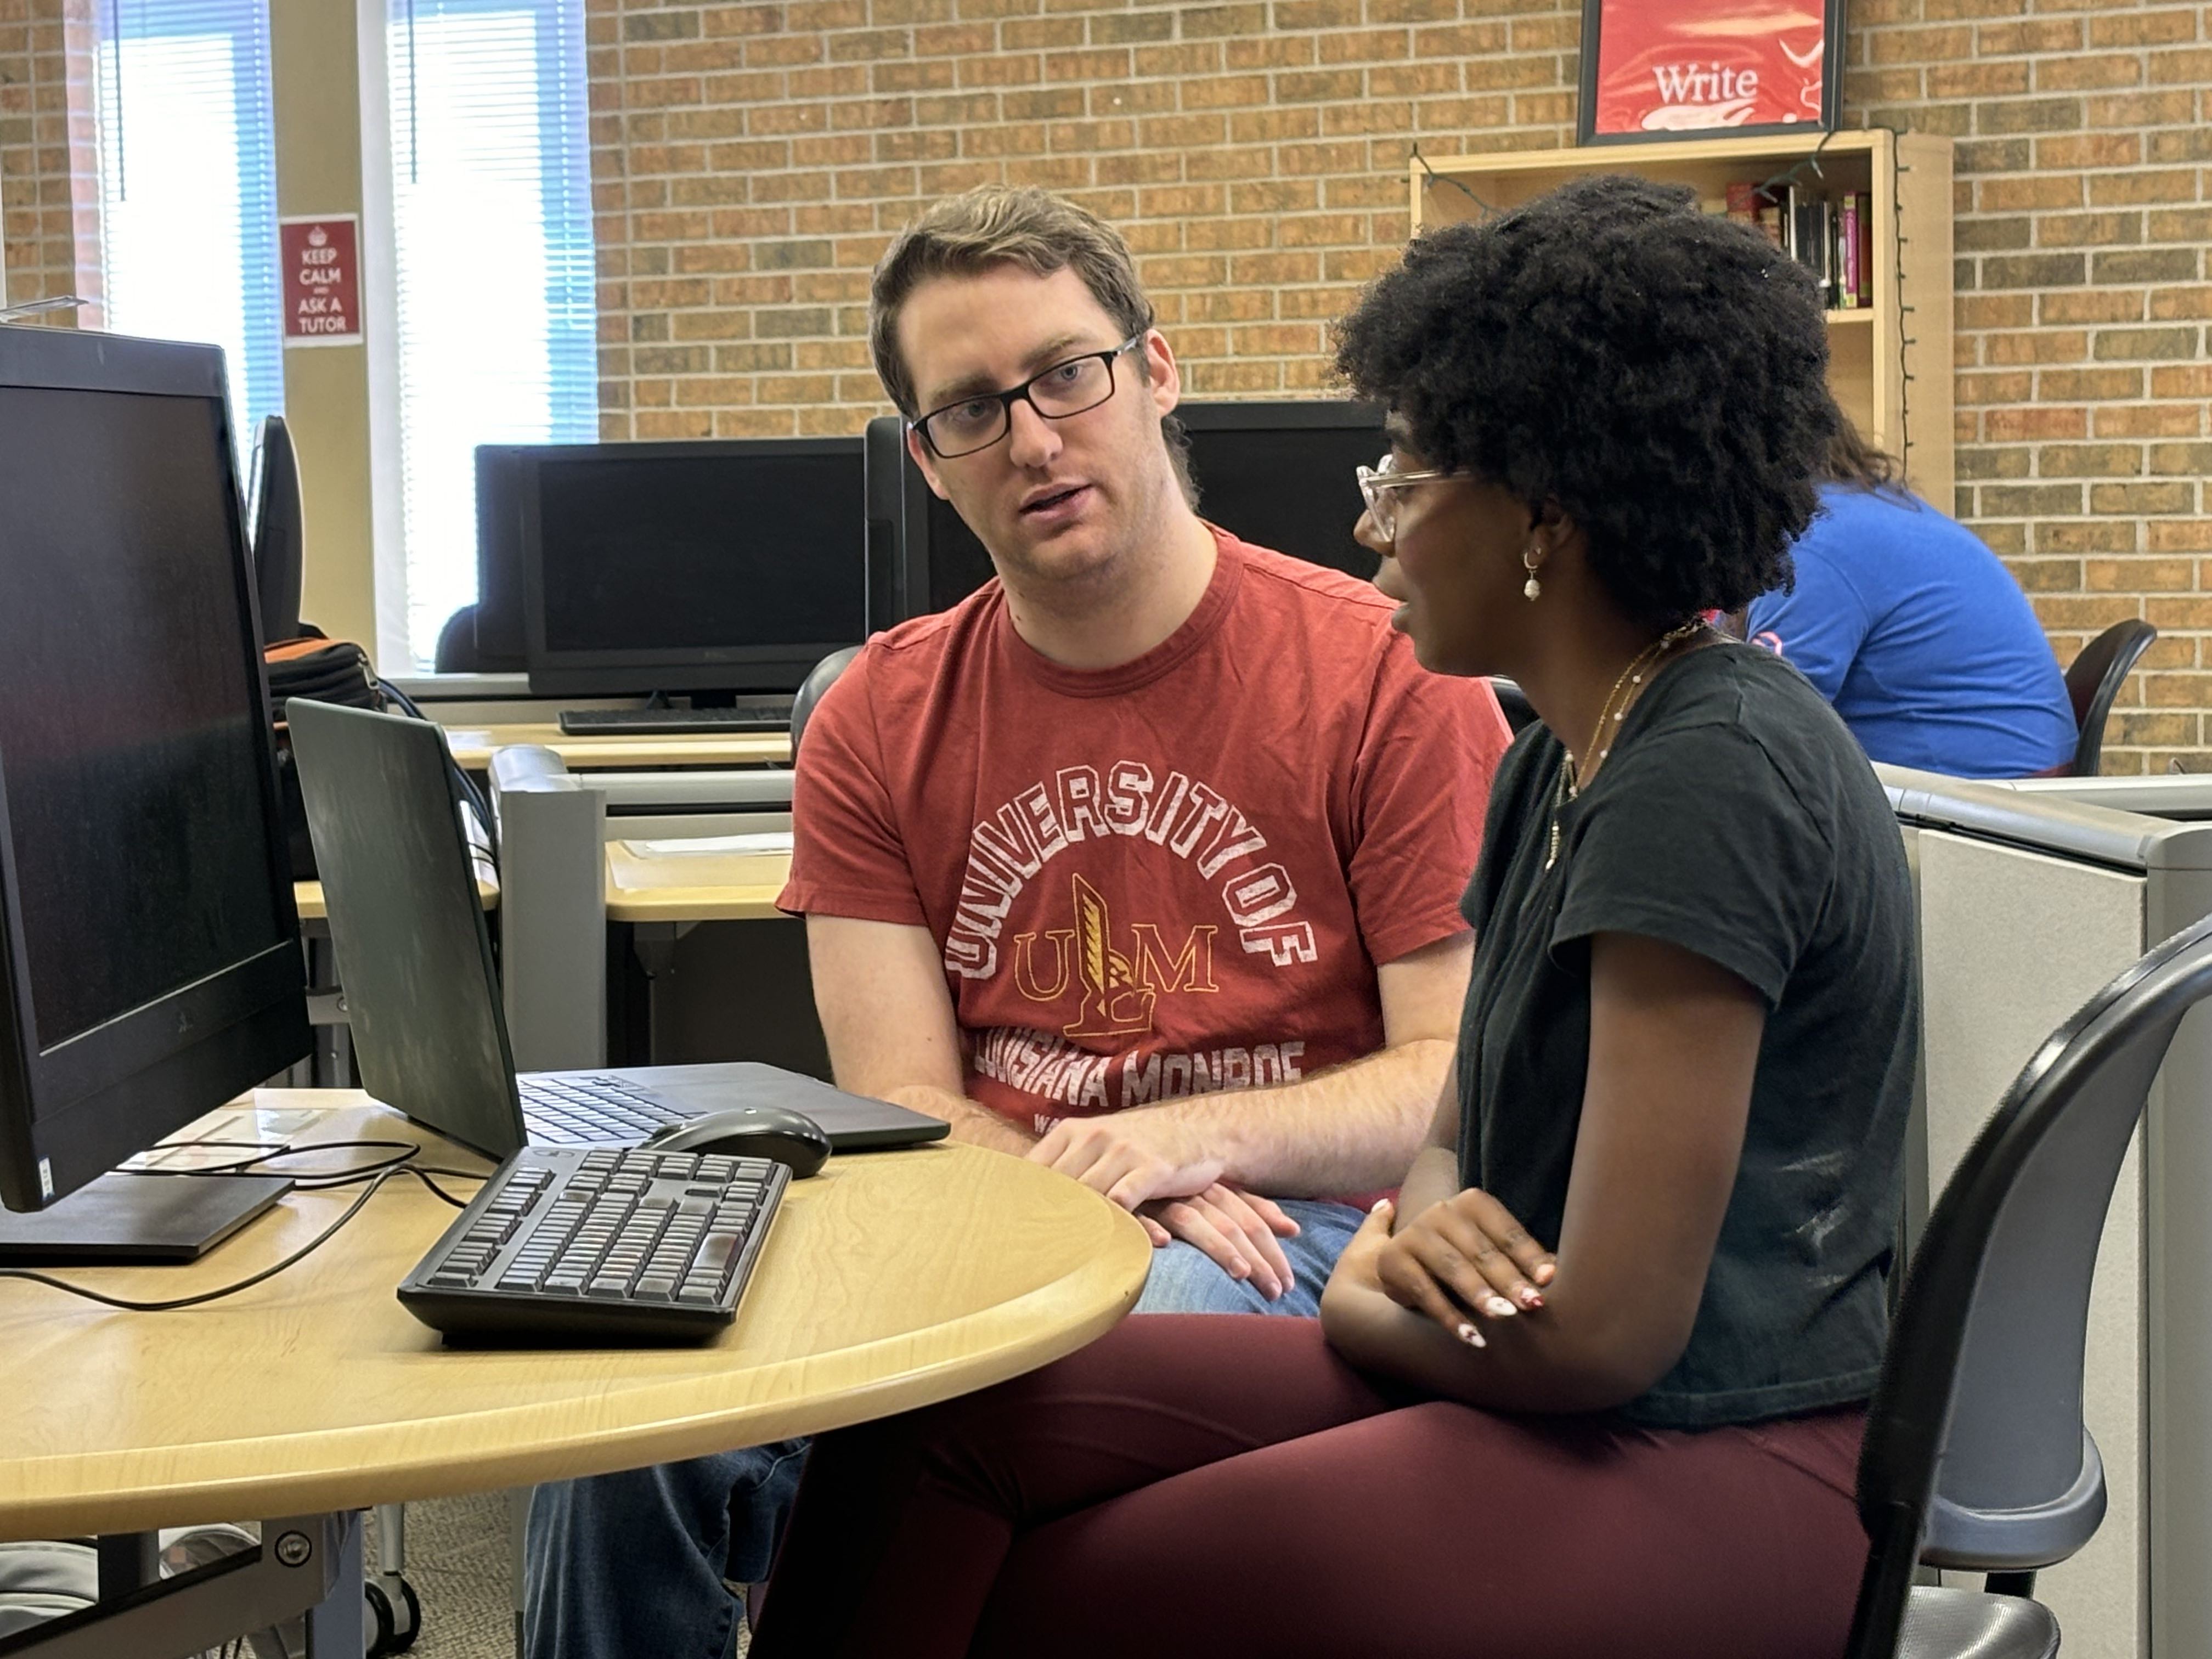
[1349,1189,1556,1349]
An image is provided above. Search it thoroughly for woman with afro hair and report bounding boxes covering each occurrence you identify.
[749,174,1919,1659]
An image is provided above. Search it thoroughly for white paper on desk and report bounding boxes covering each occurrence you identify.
[619,832,793,857]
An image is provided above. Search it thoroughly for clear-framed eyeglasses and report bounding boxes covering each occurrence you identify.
[1355,452,1462,541]
[911,336,1146,459]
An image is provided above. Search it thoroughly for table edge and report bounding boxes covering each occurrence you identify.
[0,1209,1149,1538]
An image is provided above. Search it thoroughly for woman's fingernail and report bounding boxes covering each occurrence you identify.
[1534,1262,1556,1285]
[1370,1198,1392,1216]
[1517,1286,1544,1310]
[1485,1295,1517,1318]
[1456,1322,1487,1348]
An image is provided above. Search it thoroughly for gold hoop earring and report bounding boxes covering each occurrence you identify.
[1522,546,1544,602]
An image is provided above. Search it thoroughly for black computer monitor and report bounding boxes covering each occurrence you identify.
[248,411,303,645]
[0,324,311,1218]
[862,399,1389,622]
[517,437,868,699]
[472,442,533,672]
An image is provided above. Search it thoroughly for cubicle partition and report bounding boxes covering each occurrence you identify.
[1878,766,2212,1659]
[488,749,818,1077]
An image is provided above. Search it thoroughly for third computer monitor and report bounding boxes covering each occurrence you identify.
[864,399,1389,623]
[516,437,868,699]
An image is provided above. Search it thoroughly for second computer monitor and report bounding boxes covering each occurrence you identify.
[518,437,867,698]
[864,399,1387,623]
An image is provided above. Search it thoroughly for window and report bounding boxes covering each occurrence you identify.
[95,0,284,450]
[385,0,595,668]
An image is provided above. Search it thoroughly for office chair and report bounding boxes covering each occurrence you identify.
[1487,676,1538,735]
[249,413,304,646]
[433,603,483,673]
[0,1541,94,1637]
[1846,909,2212,1659]
[790,645,862,755]
[2063,619,2155,778]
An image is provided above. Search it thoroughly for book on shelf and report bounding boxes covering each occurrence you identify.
[1837,195,1859,308]
[1853,190,1873,307]
[1790,189,1837,307]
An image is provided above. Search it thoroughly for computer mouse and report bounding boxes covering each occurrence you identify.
[638,1105,832,1177]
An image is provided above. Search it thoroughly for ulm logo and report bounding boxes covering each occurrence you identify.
[1011,874,1218,1041]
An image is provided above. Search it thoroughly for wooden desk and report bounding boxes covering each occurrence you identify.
[0,1093,1148,1542]
[293,876,500,922]
[443,724,789,770]
[605,843,790,923]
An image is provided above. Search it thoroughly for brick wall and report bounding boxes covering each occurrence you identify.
[0,0,103,323]
[590,0,2211,771]
[584,0,1578,441]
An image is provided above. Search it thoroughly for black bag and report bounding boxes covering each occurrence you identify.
[265,630,381,882]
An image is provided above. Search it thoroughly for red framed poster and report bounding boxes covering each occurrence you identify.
[1578,0,1845,145]
[279,216,363,347]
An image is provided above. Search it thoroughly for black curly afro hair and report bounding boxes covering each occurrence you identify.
[1335,173,1837,628]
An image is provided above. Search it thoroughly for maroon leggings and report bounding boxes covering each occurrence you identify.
[752,1317,1869,1659]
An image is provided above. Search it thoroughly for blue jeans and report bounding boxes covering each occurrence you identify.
[521,1198,1363,1659]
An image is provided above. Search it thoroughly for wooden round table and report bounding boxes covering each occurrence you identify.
[0,1093,1150,1541]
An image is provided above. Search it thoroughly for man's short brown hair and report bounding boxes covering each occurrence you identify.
[869,186,1155,419]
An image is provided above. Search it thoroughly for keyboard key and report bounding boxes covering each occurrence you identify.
[691,1232,744,1277]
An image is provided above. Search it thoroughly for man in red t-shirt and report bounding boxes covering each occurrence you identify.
[785,192,1507,1306]
[523,188,1509,1659]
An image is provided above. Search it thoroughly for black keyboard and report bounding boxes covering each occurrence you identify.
[557,701,792,736]
[520,1074,682,1144]
[398,1145,789,1344]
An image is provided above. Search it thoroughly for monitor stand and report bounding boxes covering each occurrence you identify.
[0,1171,294,1264]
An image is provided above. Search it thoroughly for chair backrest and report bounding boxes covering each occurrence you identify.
[1848,911,2212,1658]
[791,645,862,755]
[249,411,304,646]
[1488,676,1538,735]
[433,602,482,673]
[2063,619,2156,777]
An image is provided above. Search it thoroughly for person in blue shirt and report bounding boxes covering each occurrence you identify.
[1743,418,2078,778]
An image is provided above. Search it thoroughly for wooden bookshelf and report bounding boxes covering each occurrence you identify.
[1410,130,1955,509]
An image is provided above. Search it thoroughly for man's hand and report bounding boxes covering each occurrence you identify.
[1028,1109,1224,1209]
[1376,1189,1555,1346]
[1136,1183,1301,1301]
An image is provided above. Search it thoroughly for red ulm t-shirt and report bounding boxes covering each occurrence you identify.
[780,532,1509,1153]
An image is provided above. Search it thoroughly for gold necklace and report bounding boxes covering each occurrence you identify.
[1545,620,1709,871]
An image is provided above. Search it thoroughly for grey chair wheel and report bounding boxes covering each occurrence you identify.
[363,1575,422,1656]
[364,1579,396,1657]
[387,1577,422,1652]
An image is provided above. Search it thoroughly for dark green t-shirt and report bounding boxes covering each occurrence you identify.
[1457,643,1917,1429]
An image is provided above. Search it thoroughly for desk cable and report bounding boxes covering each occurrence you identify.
[376,682,500,866]
[0,1141,486,1313]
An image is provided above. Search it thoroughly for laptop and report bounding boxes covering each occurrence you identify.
[284,697,948,1160]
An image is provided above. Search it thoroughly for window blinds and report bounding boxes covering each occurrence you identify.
[385,0,596,668]
[95,0,284,453]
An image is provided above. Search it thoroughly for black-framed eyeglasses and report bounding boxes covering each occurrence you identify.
[911,336,1144,459]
